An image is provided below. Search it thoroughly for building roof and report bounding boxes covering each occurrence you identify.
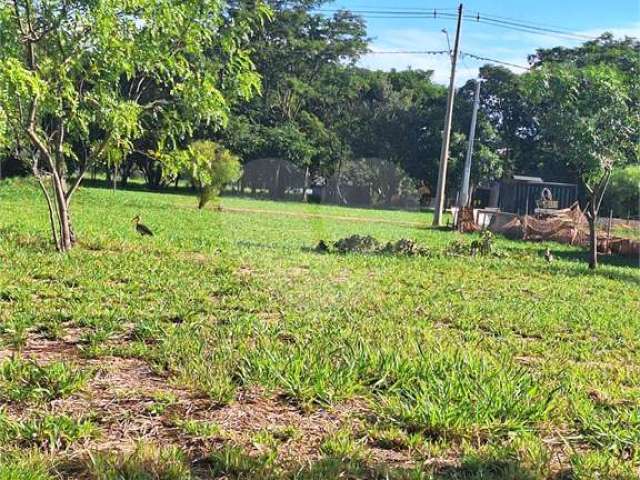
[507,175,577,188]
[512,174,544,182]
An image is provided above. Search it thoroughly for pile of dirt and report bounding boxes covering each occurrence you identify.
[334,235,380,254]
[315,235,429,256]
[381,238,430,256]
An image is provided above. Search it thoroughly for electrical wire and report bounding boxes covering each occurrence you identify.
[309,7,595,72]
[314,8,598,42]
[461,52,531,70]
[365,49,531,71]
[367,49,449,55]
[466,16,597,42]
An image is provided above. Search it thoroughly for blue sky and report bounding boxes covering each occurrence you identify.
[323,0,640,84]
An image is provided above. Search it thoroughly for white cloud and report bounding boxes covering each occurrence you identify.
[359,22,640,85]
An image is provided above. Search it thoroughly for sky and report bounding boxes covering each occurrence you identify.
[322,0,640,84]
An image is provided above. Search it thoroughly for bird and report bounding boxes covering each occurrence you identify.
[544,248,554,263]
[132,215,154,236]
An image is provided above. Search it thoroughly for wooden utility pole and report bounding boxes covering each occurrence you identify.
[433,3,463,226]
[459,78,481,207]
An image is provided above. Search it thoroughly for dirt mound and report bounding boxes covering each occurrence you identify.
[315,235,429,256]
[334,235,380,253]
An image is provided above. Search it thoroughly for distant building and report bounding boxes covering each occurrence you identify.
[471,175,578,215]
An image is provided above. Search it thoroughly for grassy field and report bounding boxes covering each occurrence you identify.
[0,178,638,479]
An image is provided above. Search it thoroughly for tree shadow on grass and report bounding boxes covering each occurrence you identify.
[547,249,640,286]
[550,248,638,269]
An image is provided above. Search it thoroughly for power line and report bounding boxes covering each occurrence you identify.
[313,8,599,42]
[467,10,588,34]
[324,6,458,12]
[465,16,596,42]
[313,8,459,17]
[365,49,531,71]
[471,14,595,40]
[367,49,449,55]
[461,52,531,70]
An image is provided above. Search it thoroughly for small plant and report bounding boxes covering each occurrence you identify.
[446,230,506,257]
[165,141,242,209]
[172,418,224,439]
[87,443,192,480]
[320,430,367,461]
[0,449,53,480]
[0,410,97,451]
[366,426,410,451]
[445,238,470,256]
[0,358,89,402]
[206,445,275,478]
[270,425,299,442]
[146,391,178,416]
[470,230,494,256]
[1,319,29,351]
[35,320,66,340]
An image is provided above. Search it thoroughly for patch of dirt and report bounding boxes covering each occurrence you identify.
[237,265,255,278]
[0,335,79,363]
[2,337,412,469]
[177,251,218,264]
[513,355,543,366]
[287,266,310,277]
[194,391,370,463]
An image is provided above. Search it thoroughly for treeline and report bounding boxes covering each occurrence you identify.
[1,0,638,215]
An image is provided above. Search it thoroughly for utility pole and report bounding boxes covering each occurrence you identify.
[433,3,463,226]
[459,78,481,207]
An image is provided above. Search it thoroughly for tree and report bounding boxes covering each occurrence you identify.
[602,165,640,219]
[0,0,268,251]
[221,1,368,187]
[473,66,541,178]
[167,141,243,209]
[523,63,638,268]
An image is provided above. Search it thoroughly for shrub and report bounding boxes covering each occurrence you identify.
[602,165,640,218]
[187,141,243,209]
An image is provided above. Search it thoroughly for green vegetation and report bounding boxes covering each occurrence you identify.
[87,444,192,480]
[0,0,268,250]
[604,165,640,218]
[0,357,88,402]
[0,180,638,478]
[166,140,243,209]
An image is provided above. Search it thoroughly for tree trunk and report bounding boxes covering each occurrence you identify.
[303,166,310,202]
[50,173,73,251]
[588,203,598,270]
[272,163,281,200]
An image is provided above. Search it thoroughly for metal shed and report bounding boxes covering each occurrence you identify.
[498,175,578,215]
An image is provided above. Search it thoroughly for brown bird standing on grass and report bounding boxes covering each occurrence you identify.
[132,215,154,236]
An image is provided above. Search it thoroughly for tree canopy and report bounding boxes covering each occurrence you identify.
[1,0,638,255]
[0,0,269,250]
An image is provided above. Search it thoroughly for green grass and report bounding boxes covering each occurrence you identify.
[0,357,88,402]
[0,178,638,479]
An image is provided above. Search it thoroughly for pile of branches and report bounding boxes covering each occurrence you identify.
[315,235,430,256]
